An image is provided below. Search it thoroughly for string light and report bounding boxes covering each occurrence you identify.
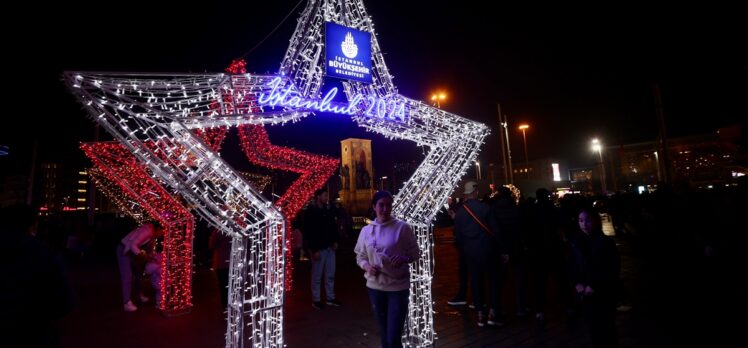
[65,1,488,346]
[239,172,272,192]
[237,124,338,289]
[225,60,339,290]
[81,142,195,314]
[88,167,150,223]
[69,73,289,346]
[280,2,489,346]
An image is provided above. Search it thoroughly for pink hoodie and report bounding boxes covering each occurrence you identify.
[354,218,420,292]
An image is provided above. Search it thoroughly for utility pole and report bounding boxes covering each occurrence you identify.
[503,113,514,184]
[498,104,508,184]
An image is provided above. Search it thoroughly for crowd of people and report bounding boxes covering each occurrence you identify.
[6,177,745,347]
[448,182,622,347]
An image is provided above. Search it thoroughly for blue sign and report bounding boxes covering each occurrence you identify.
[259,77,409,123]
[325,22,372,83]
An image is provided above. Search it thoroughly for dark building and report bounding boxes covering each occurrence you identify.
[39,162,89,212]
[509,158,570,197]
[607,127,746,192]
[568,167,594,194]
[0,174,28,207]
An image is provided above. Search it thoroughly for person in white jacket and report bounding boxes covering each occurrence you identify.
[355,191,420,348]
[117,221,164,311]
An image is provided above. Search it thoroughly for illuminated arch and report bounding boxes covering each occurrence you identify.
[65,1,488,346]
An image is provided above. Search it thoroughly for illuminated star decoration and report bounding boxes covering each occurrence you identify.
[81,121,230,314]
[81,121,228,315]
[185,59,338,291]
[81,142,195,314]
[67,72,305,347]
[226,59,339,290]
[278,1,490,345]
[65,0,488,347]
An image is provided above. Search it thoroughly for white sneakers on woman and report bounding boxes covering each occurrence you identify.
[123,300,138,312]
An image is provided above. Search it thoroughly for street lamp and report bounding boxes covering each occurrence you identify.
[518,124,530,178]
[591,138,607,194]
[380,176,388,191]
[475,161,481,180]
[430,92,446,108]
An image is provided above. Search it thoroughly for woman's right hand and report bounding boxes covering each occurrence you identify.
[364,263,381,276]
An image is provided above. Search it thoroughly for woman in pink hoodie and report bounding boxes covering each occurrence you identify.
[355,191,420,348]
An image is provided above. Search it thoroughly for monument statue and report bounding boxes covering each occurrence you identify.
[341,164,350,189]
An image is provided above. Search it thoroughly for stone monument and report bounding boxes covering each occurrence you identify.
[339,138,374,216]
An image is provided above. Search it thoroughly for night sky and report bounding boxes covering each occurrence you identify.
[3,0,746,180]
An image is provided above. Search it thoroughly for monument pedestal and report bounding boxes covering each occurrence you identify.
[339,188,374,217]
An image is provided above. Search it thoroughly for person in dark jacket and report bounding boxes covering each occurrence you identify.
[454,181,508,327]
[492,186,525,320]
[528,188,570,322]
[302,188,342,309]
[447,196,469,307]
[0,204,74,347]
[570,207,621,348]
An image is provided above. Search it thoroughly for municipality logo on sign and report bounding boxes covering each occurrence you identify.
[326,22,372,83]
[341,32,358,58]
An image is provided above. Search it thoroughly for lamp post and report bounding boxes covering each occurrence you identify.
[475,161,481,180]
[518,124,530,178]
[591,138,607,194]
[380,176,388,191]
[430,92,446,108]
[501,113,514,184]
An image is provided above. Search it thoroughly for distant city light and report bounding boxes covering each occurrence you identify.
[551,163,561,181]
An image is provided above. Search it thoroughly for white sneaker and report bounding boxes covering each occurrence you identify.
[139,294,150,303]
[124,300,138,312]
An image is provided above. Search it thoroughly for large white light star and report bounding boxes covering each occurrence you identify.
[65,1,488,347]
